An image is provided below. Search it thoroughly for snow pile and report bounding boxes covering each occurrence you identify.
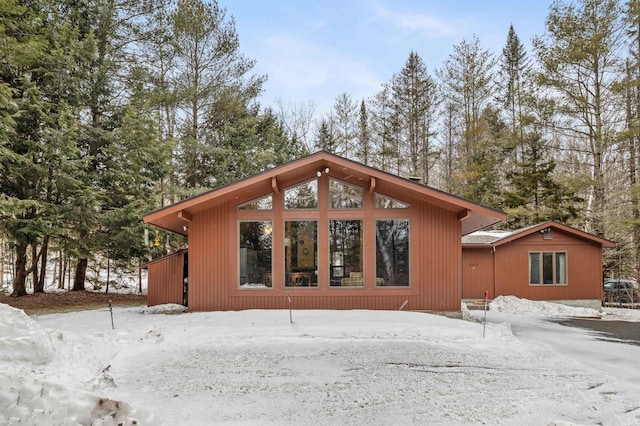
[490,295,601,318]
[2,302,640,424]
[0,303,150,425]
[141,303,187,315]
[0,303,55,364]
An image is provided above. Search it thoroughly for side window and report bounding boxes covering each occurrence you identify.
[375,219,410,286]
[529,252,567,285]
[239,221,273,288]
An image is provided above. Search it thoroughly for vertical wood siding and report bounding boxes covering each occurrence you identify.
[188,203,230,311]
[182,197,463,312]
[147,252,184,306]
[461,229,604,301]
[416,203,462,311]
[494,230,603,300]
[462,248,495,299]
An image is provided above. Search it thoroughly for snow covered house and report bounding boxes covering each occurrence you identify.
[143,151,506,312]
[462,221,615,309]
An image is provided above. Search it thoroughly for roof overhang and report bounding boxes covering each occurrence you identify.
[463,221,616,249]
[144,151,507,235]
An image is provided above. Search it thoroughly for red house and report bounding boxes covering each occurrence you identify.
[143,152,506,312]
[462,221,615,309]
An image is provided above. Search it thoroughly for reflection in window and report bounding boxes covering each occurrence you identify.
[375,193,410,209]
[329,220,363,287]
[529,251,567,285]
[284,180,318,209]
[376,219,409,286]
[329,179,364,209]
[284,221,318,287]
[238,194,273,210]
[556,253,566,284]
[239,221,273,288]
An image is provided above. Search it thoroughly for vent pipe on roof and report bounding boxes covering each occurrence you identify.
[408,176,421,183]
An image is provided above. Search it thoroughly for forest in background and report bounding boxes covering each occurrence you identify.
[1,0,640,296]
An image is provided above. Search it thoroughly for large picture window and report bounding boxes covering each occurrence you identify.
[239,221,273,288]
[329,220,363,287]
[284,220,318,287]
[375,219,409,287]
[529,252,567,285]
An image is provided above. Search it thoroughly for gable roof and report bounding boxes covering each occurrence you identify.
[462,221,616,248]
[144,151,506,235]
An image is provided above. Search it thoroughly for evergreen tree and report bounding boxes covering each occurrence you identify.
[171,0,266,190]
[370,84,402,173]
[356,100,372,165]
[502,133,581,228]
[499,25,532,148]
[392,51,439,184]
[0,0,88,296]
[437,35,497,194]
[315,118,336,153]
[533,0,624,237]
[331,92,358,159]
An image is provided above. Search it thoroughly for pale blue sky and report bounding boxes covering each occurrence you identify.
[225,0,552,117]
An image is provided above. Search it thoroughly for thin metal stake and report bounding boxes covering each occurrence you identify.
[108,300,114,330]
[483,291,488,338]
[287,292,292,324]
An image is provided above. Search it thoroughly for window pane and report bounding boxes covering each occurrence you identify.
[284,180,318,209]
[556,253,567,284]
[374,193,410,209]
[239,221,272,288]
[376,219,409,286]
[329,179,363,209]
[330,220,363,287]
[284,221,317,287]
[542,252,553,284]
[238,194,273,210]
[529,253,540,284]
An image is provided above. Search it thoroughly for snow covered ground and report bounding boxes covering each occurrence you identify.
[1,297,640,425]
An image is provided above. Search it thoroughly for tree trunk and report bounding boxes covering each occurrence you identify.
[35,235,50,293]
[31,243,39,293]
[11,241,28,297]
[0,238,5,289]
[58,251,64,289]
[72,258,88,291]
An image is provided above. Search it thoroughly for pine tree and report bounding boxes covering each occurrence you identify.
[392,51,439,184]
[331,92,358,159]
[171,0,266,190]
[502,133,581,228]
[0,0,88,296]
[533,0,624,237]
[499,25,532,149]
[437,35,497,194]
[356,100,372,165]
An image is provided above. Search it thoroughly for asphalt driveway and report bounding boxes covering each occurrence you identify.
[552,318,640,346]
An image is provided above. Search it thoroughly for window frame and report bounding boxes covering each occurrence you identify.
[283,219,318,288]
[528,251,567,286]
[238,220,274,290]
[374,218,411,287]
[283,178,319,210]
[329,219,365,287]
[328,178,364,209]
